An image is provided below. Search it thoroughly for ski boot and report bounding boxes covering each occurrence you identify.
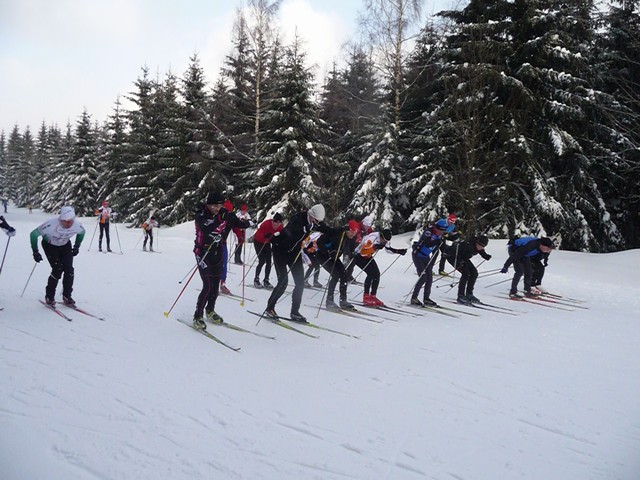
[193,316,206,330]
[206,311,224,324]
[289,311,308,323]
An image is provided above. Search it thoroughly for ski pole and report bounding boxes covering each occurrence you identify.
[163,267,198,318]
[165,243,215,316]
[237,240,266,286]
[87,218,99,252]
[240,237,246,307]
[134,230,145,250]
[20,262,38,297]
[113,221,123,254]
[402,242,442,301]
[178,264,197,284]
[315,232,345,318]
[0,236,10,278]
[484,277,511,288]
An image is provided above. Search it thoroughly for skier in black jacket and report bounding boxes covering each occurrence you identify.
[265,204,334,323]
[192,191,252,329]
[443,235,492,305]
[315,223,358,311]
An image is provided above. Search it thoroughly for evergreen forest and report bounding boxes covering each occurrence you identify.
[1,0,638,252]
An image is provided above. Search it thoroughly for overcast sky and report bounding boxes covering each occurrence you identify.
[0,0,458,136]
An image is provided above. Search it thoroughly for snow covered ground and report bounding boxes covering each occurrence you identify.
[1,206,639,480]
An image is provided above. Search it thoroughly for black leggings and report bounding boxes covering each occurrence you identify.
[510,257,532,294]
[353,255,380,295]
[447,257,478,297]
[42,241,75,299]
[143,230,153,249]
[194,252,223,317]
[99,222,110,249]
[412,253,434,300]
[254,241,272,281]
[317,251,348,301]
[268,249,304,314]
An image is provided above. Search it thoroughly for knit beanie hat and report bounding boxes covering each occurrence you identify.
[60,206,76,221]
[206,191,225,205]
[308,204,326,222]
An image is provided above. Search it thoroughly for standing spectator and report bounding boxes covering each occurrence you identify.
[142,216,159,252]
[30,206,85,306]
[2,199,7,213]
[95,201,114,252]
[252,213,284,289]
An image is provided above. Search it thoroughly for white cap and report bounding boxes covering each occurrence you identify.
[60,206,76,221]
[362,215,373,228]
[307,204,325,222]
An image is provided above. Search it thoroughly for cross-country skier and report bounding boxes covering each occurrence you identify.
[443,235,492,305]
[192,192,252,329]
[95,201,115,252]
[437,213,459,275]
[264,204,334,323]
[501,236,555,298]
[316,222,358,310]
[354,228,407,307]
[142,216,158,252]
[410,219,448,307]
[30,206,85,306]
[252,213,284,289]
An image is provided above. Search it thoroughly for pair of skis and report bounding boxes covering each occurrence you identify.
[39,300,105,321]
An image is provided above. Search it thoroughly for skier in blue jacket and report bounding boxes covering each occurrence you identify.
[501,236,554,298]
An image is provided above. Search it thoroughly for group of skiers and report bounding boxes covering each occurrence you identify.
[0,196,556,326]
[189,192,557,331]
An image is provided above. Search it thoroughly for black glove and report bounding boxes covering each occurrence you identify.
[396,248,407,256]
[6,226,16,237]
[500,267,508,274]
[485,254,492,260]
[543,261,548,267]
[33,251,43,263]
[72,246,80,256]
[264,233,272,239]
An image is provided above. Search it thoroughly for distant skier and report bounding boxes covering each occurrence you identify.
[354,228,407,307]
[443,235,492,305]
[142,216,159,252]
[252,213,284,289]
[410,219,448,307]
[95,201,114,252]
[501,236,555,298]
[192,192,251,330]
[2,199,7,213]
[30,206,85,306]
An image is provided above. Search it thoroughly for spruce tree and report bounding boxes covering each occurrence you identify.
[247,35,333,218]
